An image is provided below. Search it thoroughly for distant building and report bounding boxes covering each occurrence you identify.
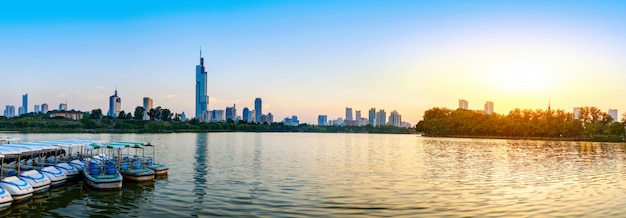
[41,103,48,114]
[318,115,328,126]
[284,115,299,126]
[355,110,362,126]
[242,107,250,122]
[267,113,273,123]
[225,104,237,121]
[143,97,153,120]
[107,88,121,117]
[180,112,186,121]
[573,107,582,119]
[59,103,67,111]
[459,99,468,110]
[608,109,618,122]
[345,107,353,121]
[196,49,209,121]
[22,94,28,115]
[49,110,83,120]
[401,121,412,128]
[368,108,376,126]
[389,110,401,127]
[4,105,15,118]
[255,98,262,123]
[18,106,24,116]
[484,101,494,115]
[34,105,40,114]
[210,110,224,122]
[376,109,386,126]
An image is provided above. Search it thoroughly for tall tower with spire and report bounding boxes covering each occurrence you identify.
[108,87,121,117]
[196,48,209,121]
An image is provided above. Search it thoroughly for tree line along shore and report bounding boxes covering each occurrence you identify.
[416,106,626,142]
[0,107,414,134]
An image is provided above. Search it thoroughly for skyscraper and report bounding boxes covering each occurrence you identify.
[459,99,468,110]
[242,107,250,122]
[484,101,494,115]
[59,103,67,111]
[195,49,209,121]
[345,107,353,121]
[22,93,28,115]
[368,108,376,126]
[3,105,15,118]
[143,97,153,120]
[254,98,262,123]
[355,110,361,126]
[318,115,328,126]
[389,110,401,127]
[108,88,121,117]
[608,109,618,122]
[41,103,48,114]
[34,105,40,114]
[376,109,386,127]
[225,104,236,121]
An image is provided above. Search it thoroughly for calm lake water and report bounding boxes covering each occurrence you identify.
[3,132,626,217]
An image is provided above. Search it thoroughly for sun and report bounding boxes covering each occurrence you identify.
[485,64,556,94]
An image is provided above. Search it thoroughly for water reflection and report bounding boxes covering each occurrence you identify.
[192,133,209,213]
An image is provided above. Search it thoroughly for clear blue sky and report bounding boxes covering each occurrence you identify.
[1,1,626,124]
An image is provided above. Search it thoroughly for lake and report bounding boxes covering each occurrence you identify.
[3,132,626,217]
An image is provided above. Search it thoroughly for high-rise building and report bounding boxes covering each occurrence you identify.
[608,109,618,122]
[59,103,67,111]
[242,107,250,122]
[34,105,40,114]
[107,88,121,117]
[3,105,15,118]
[376,109,386,126]
[210,110,224,122]
[196,49,209,121]
[318,115,328,126]
[267,113,273,123]
[143,97,153,120]
[41,103,48,114]
[225,104,236,121]
[18,106,24,116]
[355,110,362,126]
[573,107,582,120]
[254,98,262,123]
[459,99,468,110]
[389,110,401,127]
[484,101,494,115]
[368,108,376,126]
[345,107,353,121]
[21,93,28,115]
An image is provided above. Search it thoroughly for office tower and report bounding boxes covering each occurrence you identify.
[34,105,40,114]
[254,98,262,123]
[225,104,236,121]
[4,105,15,118]
[59,103,67,111]
[41,103,48,114]
[107,88,121,117]
[18,106,24,116]
[196,49,209,121]
[267,113,273,123]
[484,101,494,115]
[22,94,28,115]
[318,115,328,126]
[389,110,401,127]
[608,109,618,122]
[368,108,376,126]
[345,107,353,121]
[291,115,299,126]
[459,99,468,110]
[143,97,153,120]
[242,107,250,122]
[355,110,361,126]
[376,109,386,127]
[180,112,186,121]
[573,107,582,120]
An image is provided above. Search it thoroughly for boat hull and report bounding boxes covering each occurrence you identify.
[0,187,12,211]
[40,166,67,187]
[83,170,123,190]
[20,170,51,194]
[0,176,34,202]
[121,168,155,183]
[145,164,168,176]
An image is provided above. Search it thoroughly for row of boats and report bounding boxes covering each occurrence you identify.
[0,136,168,211]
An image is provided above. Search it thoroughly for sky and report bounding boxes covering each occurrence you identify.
[1,1,626,124]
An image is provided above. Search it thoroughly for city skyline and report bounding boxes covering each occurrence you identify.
[2,1,626,124]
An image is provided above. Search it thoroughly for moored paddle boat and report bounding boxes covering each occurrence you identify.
[109,142,155,183]
[83,144,123,190]
[117,141,168,176]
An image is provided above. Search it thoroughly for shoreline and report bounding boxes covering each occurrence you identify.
[421,134,625,143]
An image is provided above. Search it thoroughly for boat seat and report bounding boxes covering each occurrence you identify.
[105,166,117,175]
[89,167,100,175]
[133,161,142,169]
[146,157,153,165]
[120,162,129,170]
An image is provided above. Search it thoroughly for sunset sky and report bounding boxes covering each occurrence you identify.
[1,1,625,124]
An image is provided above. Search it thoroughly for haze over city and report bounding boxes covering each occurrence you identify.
[1,1,626,124]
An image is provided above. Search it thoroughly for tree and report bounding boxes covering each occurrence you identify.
[126,112,133,120]
[90,109,103,119]
[161,108,172,121]
[118,111,126,119]
[80,117,98,129]
[134,106,145,120]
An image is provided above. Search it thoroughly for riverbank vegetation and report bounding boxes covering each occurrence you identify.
[0,107,414,134]
[416,106,626,141]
